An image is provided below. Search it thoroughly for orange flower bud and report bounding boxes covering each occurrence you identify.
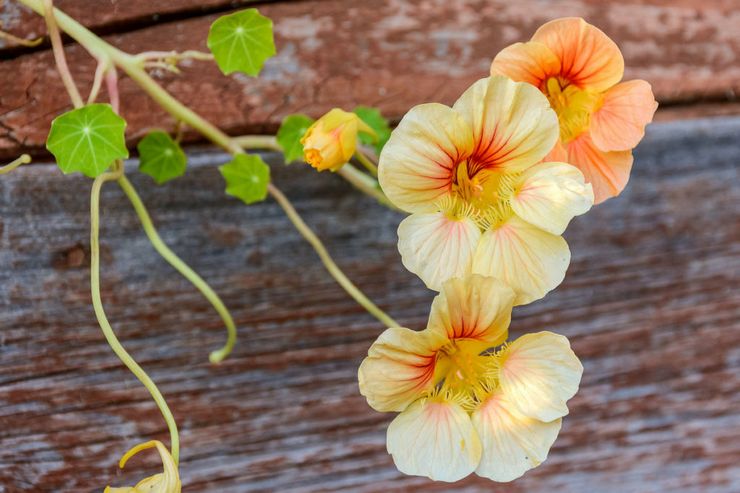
[300,108,375,172]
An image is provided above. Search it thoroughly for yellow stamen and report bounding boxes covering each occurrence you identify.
[544,77,603,143]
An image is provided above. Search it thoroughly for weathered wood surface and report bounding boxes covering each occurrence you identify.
[1,0,739,159]
[1,117,739,492]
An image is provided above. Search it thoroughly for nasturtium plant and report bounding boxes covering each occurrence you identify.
[137,131,187,184]
[46,103,128,178]
[219,153,270,204]
[207,9,276,76]
[276,114,314,164]
[353,106,391,155]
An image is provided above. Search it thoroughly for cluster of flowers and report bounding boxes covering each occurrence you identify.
[303,18,656,482]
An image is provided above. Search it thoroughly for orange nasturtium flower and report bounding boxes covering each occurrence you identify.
[301,108,376,172]
[359,275,582,482]
[379,76,593,305]
[491,17,658,204]
[105,441,181,493]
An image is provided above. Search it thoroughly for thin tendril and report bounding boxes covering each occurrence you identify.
[90,162,180,464]
[117,174,238,363]
[43,0,84,109]
[0,29,42,47]
[0,154,31,175]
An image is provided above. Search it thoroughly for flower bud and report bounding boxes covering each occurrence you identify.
[301,108,376,172]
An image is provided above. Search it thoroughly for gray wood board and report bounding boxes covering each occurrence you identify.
[1,117,739,492]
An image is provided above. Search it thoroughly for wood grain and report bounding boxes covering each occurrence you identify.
[1,116,739,492]
[1,0,739,159]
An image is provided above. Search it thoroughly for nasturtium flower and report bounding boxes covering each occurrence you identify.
[379,76,593,304]
[104,441,181,493]
[359,275,583,482]
[491,17,658,204]
[301,108,376,172]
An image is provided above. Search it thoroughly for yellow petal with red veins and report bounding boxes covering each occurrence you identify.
[397,212,481,291]
[358,327,443,412]
[427,274,514,346]
[490,41,561,89]
[378,103,474,213]
[473,389,561,482]
[452,76,559,173]
[566,132,634,204]
[590,79,658,151]
[510,162,593,236]
[498,331,583,422]
[387,399,482,482]
[472,216,570,306]
[532,17,624,93]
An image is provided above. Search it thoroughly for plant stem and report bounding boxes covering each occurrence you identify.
[90,163,180,464]
[354,149,378,177]
[117,174,237,363]
[0,154,31,175]
[337,164,400,211]
[19,0,399,327]
[268,184,399,328]
[232,135,282,152]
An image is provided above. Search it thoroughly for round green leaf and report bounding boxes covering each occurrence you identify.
[219,153,270,204]
[354,106,392,155]
[137,131,187,185]
[46,104,128,178]
[207,9,276,76]
[276,114,315,164]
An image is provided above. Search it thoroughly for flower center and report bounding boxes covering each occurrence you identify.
[434,340,488,396]
[544,77,602,143]
[444,161,518,229]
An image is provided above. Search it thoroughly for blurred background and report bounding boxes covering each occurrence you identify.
[0,1,738,492]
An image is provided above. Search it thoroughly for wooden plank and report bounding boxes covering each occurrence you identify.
[1,0,739,159]
[1,117,739,491]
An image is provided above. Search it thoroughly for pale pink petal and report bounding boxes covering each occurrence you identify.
[387,399,482,482]
[397,212,482,291]
[473,389,561,482]
[498,331,583,422]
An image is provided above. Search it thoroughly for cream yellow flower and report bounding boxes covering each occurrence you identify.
[491,17,658,203]
[104,441,181,493]
[301,108,376,171]
[359,274,582,482]
[379,76,593,304]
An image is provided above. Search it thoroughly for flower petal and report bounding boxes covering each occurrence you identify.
[427,274,514,346]
[473,389,561,482]
[387,399,482,482]
[498,331,583,422]
[590,80,658,151]
[511,161,594,236]
[566,132,634,204]
[532,17,624,92]
[452,76,559,173]
[358,327,443,412]
[378,103,474,213]
[397,212,481,291]
[490,41,561,89]
[472,216,570,305]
